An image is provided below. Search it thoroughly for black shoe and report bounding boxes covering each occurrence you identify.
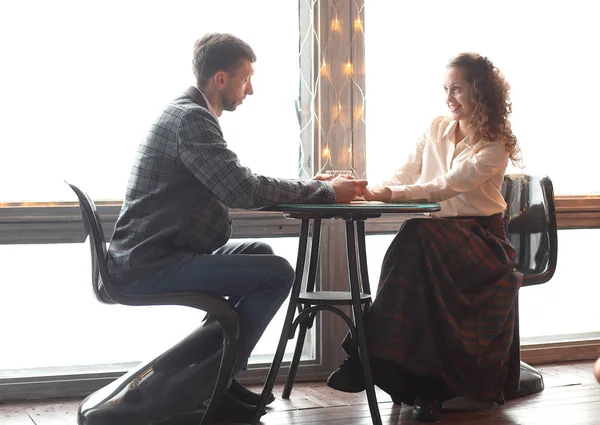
[326,355,366,393]
[227,378,276,406]
[411,394,442,422]
[212,392,266,423]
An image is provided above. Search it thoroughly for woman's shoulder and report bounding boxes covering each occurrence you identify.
[478,139,511,156]
[430,115,452,126]
[427,115,454,140]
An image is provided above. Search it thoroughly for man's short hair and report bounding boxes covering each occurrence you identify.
[192,33,257,86]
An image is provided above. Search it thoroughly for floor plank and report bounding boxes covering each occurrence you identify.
[0,404,33,425]
[2,361,599,424]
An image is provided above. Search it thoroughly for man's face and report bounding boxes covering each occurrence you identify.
[220,59,255,112]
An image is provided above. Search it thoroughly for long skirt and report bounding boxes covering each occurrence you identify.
[346,214,522,403]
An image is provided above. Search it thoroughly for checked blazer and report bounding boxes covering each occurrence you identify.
[106,86,335,283]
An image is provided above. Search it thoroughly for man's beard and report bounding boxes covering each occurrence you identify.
[221,94,238,112]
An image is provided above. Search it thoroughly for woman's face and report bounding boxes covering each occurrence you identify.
[443,66,474,122]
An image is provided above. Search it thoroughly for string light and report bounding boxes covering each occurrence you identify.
[308,8,364,176]
[320,62,328,76]
[344,60,353,74]
[331,17,341,31]
[354,105,365,120]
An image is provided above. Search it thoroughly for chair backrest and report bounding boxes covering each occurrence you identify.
[66,182,118,304]
[501,174,558,286]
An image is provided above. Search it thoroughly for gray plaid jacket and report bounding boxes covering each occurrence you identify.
[106,86,335,282]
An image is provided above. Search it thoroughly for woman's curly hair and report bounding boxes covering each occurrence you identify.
[447,53,521,165]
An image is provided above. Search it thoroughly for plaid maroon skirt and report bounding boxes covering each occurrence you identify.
[354,214,522,402]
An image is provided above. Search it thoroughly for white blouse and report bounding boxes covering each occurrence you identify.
[378,116,509,217]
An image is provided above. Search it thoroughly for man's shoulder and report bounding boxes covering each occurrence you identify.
[170,94,211,115]
[171,96,219,127]
[152,95,219,135]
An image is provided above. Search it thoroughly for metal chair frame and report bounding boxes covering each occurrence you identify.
[502,174,558,400]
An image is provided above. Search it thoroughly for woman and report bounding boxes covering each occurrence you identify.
[327,53,523,422]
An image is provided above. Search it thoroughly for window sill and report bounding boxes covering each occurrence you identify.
[1,195,599,245]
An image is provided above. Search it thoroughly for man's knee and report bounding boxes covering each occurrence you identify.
[270,256,295,291]
[245,240,275,255]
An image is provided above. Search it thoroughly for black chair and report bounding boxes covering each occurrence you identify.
[501,174,558,400]
[66,182,240,425]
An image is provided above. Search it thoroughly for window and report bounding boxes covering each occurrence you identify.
[519,229,600,343]
[0,0,302,203]
[365,0,599,195]
[0,238,308,375]
[0,0,311,382]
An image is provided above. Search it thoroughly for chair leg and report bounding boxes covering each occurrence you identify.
[519,361,545,396]
[199,322,239,425]
[505,361,545,400]
[282,321,309,398]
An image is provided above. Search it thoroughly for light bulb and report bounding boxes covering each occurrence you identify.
[320,62,328,76]
[331,17,340,31]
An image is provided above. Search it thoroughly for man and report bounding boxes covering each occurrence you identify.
[106,33,366,422]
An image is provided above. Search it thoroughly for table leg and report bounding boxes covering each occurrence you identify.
[346,220,382,425]
[252,219,311,422]
[282,219,322,398]
[356,220,372,296]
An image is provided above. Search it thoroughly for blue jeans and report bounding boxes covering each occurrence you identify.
[123,241,295,376]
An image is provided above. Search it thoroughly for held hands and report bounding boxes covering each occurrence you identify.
[361,186,392,202]
[329,176,368,203]
[312,174,391,203]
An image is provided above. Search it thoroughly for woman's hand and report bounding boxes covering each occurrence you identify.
[361,186,392,202]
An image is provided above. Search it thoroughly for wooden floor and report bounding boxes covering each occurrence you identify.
[1,361,599,424]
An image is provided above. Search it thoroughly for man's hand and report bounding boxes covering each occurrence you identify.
[361,186,392,202]
[331,176,368,203]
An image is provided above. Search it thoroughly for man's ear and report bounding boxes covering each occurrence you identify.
[213,71,226,89]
